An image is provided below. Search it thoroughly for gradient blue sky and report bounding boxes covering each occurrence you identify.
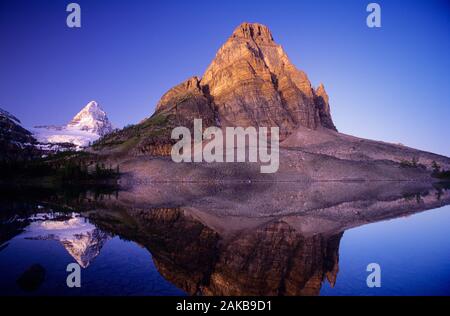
[0,0,449,156]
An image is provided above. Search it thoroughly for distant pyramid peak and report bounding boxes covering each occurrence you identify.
[74,101,103,117]
[68,101,113,136]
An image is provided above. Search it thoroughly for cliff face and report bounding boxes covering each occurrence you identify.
[155,76,216,129]
[314,84,336,130]
[156,22,337,139]
[201,22,336,138]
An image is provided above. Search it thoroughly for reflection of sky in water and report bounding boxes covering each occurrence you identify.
[321,205,450,296]
[0,214,185,296]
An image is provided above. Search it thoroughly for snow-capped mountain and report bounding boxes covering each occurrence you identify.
[67,101,113,136]
[33,101,113,149]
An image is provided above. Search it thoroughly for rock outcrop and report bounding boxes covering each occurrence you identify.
[155,22,337,139]
[314,84,336,130]
[202,22,336,138]
[155,76,216,129]
[96,22,338,155]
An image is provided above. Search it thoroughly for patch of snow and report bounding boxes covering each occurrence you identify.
[32,126,100,149]
[31,100,113,151]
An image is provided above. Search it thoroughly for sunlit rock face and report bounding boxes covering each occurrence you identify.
[22,213,110,268]
[97,22,340,156]
[314,84,336,131]
[154,22,337,140]
[155,77,216,128]
[201,22,336,139]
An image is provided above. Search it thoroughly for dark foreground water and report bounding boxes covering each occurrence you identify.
[0,183,449,296]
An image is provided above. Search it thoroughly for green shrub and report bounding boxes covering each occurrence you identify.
[399,157,426,170]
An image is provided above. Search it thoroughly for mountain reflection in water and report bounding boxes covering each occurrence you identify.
[0,181,449,296]
[22,213,110,268]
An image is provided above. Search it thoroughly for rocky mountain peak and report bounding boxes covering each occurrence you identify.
[231,22,274,44]
[156,77,203,112]
[95,22,339,155]
[315,84,328,102]
[200,22,337,138]
[83,100,101,112]
[68,101,113,136]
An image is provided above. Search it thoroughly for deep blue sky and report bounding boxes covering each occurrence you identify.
[0,0,449,156]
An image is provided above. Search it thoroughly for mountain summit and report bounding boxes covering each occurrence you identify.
[104,22,337,156]
[68,101,113,136]
[231,22,275,43]
[153,22,336,140]
[200,22,336,137]
[33,101,113,149]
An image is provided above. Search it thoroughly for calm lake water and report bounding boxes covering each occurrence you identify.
[0,183,449,296]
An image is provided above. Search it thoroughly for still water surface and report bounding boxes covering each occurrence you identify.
[0,184,449,296]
